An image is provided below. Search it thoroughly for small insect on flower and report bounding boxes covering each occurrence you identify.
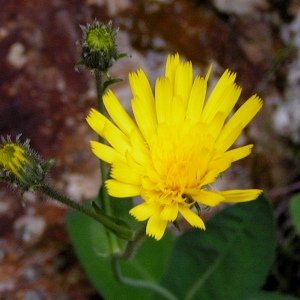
[87,53,263,240]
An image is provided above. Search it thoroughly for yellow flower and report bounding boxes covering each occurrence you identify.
[87,54,263,240]
[0,142,28,180]
[0,136,47,189]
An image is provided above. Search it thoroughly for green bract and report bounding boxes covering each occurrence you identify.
[78,20,118,72]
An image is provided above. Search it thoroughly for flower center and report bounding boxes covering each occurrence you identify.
[142,122,214,204]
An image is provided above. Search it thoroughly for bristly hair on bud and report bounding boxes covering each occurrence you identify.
[76,19,129,73]
[0,135,54,194]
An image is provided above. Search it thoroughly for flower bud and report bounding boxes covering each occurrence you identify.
[78,20,119,72]
[0,136,50,191]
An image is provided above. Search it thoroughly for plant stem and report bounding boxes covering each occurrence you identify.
[94,70,120,252]
[95,70,108,199]
[119,223,147,260]
[111,256,179,300]
[38,184,132,240]
[95,70,105,117]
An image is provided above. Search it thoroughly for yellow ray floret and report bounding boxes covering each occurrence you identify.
[87,53,263,240]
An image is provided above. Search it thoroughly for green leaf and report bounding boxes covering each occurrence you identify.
[103,78,123,92]
[247,291,299,300]
[156,194,276,300]
[289,193,300,235]
[66,206,174,299]
[42,158,55,172]
[117,52,132,59]
[70,194,136,257]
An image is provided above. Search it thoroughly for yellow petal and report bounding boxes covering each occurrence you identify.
[165,53,180,85]
[105,179,140,198]
[160,202,178,221]
[200,169,220,186]
[220,189,262,202]
[217,95,262,147]
[201,69,237,123]
[129,129,148,153]
[203,83,242,125]
[102,123,132,157]
[170,95,185,126]
[186,189,225,207]
[186,76,206,123]
[223,144,253,163]
[86,108,106,136]
[87,108,132,157]
[205,112,226,141]
[207,155,233,175]
[90,141,125,164]
[233,95,263,128]
[174,61,193,109]
[129,69,155,101]
[11,157,23,169]
[129,202,161,221]
[185,146,211,183]
[205,63,213,82]
[110,162,141,185]
[131,95,157,144]
[155,77,173,124]
[125,151,145,176]
[8,163,22,179]
[215,123,243,153]
[178,205,206,229]
[220,84,242,119]
[129,69,157,130]
[103,89,140,137]
[146,210,168,240]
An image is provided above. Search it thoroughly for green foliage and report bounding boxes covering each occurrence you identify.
[103,78,123,93]
[246,291,299,299]
[289,193,300,236]
[155,194,277,300]
[66,197,174,300]
[67,194,296,300]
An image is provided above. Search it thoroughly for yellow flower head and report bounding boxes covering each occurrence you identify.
[0,142,29,180]
[0,136,46,190]
[87,54,263,240]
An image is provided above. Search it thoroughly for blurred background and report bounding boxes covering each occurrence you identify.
[1,0,300,299]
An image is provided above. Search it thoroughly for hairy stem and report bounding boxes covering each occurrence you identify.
[38,184,132,240]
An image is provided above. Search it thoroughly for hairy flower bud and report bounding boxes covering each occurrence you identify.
[78,20,119,72]
[0,136,52,191]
